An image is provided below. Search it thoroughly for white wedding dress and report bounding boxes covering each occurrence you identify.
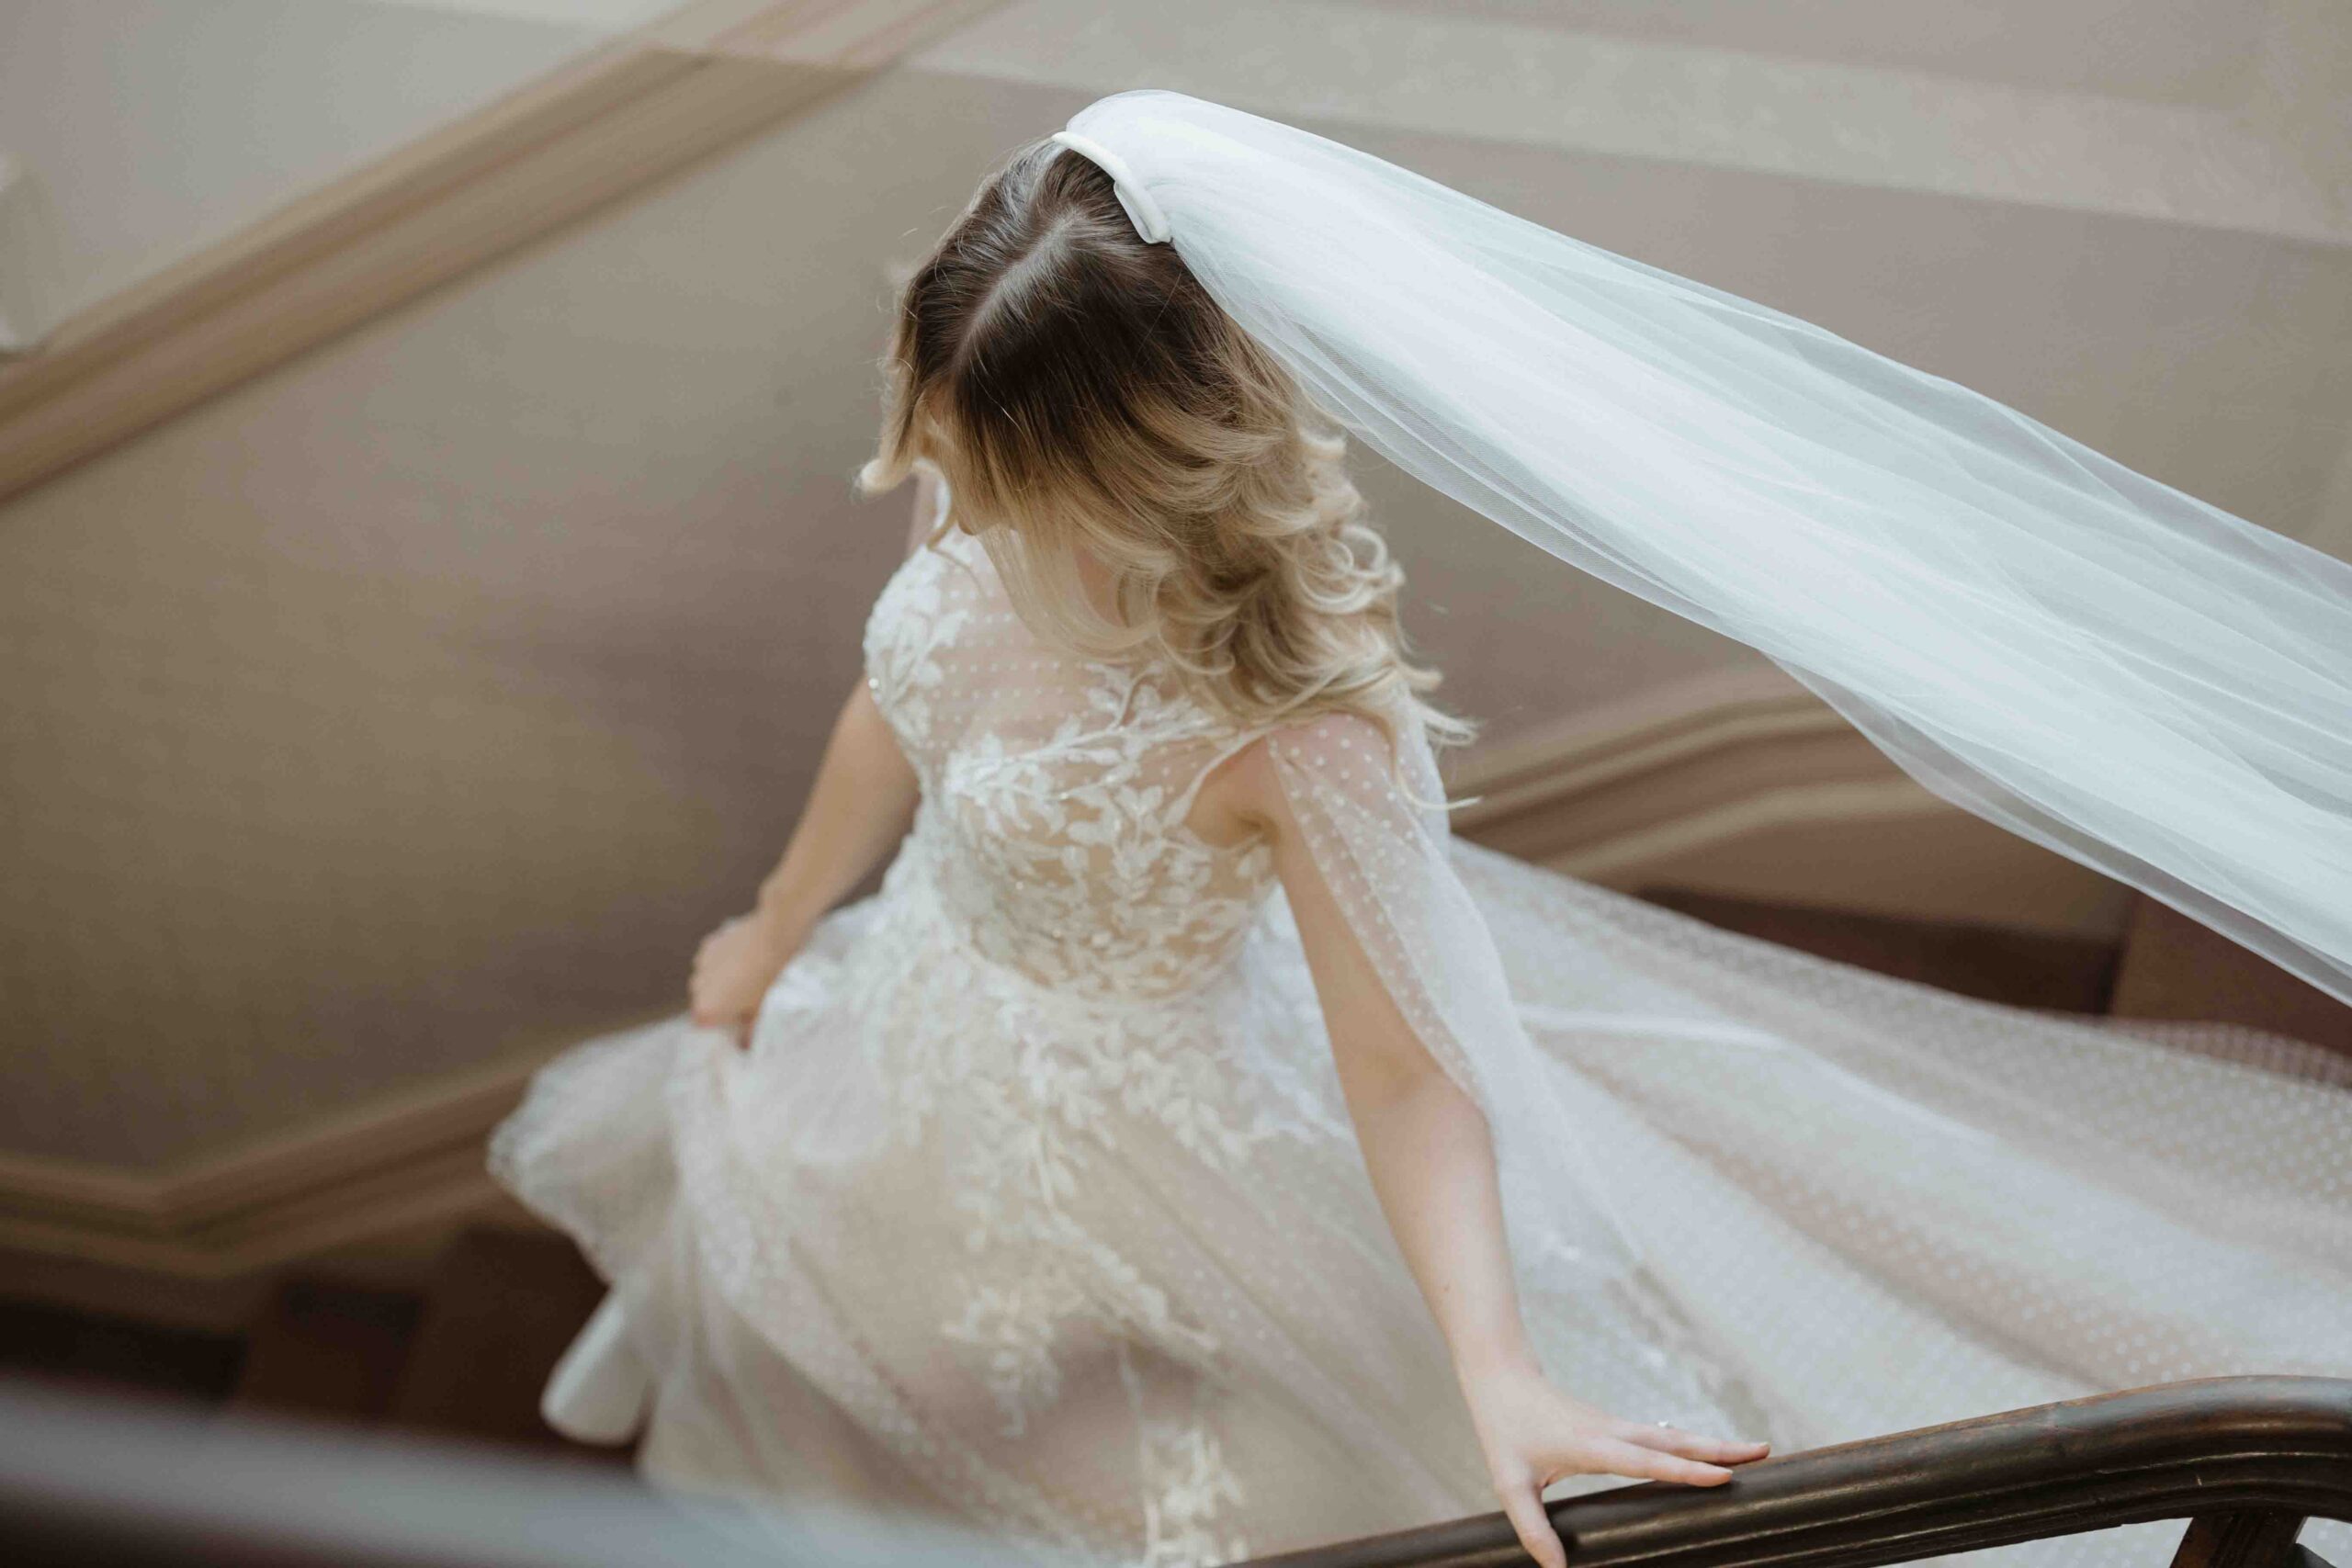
[488,518,2352,1568]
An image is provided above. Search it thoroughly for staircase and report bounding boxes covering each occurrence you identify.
[0,1224,633,1476]
[239,1226,628,1465]
[1637,886,2352,1059]
[0,884,2345,1522]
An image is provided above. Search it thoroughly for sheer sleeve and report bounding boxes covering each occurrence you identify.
[1261,694,1645,1302]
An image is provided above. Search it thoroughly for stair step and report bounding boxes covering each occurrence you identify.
[388,1225,626,1463]
[230,1279,421,1424]
[2108,895,2352,1060]
[0,1297,243,1406]
[1635,887,2121,1012]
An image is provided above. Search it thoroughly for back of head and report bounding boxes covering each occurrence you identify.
[859,139,1468,749]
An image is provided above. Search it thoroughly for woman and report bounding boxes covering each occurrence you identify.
[489,95,2352,1568]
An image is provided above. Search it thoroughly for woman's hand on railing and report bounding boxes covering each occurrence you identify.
[1462,1362,1771,1568]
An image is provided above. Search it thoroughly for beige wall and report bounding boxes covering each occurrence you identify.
[0,0,612,330]
[4,42,2350,1168]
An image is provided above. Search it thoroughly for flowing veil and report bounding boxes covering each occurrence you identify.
[1056,90,2352,1015]
[1038,101,2352,1529]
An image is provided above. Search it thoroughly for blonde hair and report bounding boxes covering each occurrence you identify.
[857,137,1474,758]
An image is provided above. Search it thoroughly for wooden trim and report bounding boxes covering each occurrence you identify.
[0,0,1002,505]
[1445,670,1943,877]
[0,1017,669,1282]
[2173,1512,2315,1568]
[0,1375,2341,1568]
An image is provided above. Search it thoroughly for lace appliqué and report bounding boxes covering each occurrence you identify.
[858,536,1281,1560]
[1121,1343,1250,1568]
[940,660,1276,1003]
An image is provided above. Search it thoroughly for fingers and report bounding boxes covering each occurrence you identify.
[684,981,728,1031]
[685,977,753,1048]
[1494,1476,1566,1568]
[1589,1437,1736,1487]
[686,997,745,1037]
[1622,1423,1771,1466]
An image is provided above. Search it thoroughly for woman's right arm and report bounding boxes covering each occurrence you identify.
[689,674,920,1044]
[755,674,922,942]
[692,476,940,1042]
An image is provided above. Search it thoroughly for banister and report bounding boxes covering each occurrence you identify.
[1246,1377,2352,1568]
[4,1374,2343,1567]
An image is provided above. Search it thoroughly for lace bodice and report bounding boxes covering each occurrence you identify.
[862,526,1279,1004]
[854,517,1666,1321]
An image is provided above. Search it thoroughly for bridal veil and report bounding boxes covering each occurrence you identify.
[1053,89,2352,1014]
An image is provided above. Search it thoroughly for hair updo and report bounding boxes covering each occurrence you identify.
[857,137,1472,754]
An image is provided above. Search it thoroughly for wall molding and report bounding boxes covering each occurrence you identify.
[1447,667,1930,874]
[0,0,1002,506]
[1443,666,2133,934]
[0,1026,646,1283]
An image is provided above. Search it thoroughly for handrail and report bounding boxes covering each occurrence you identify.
[1247,1377,2352,1568]
[5,1374,2343,1567]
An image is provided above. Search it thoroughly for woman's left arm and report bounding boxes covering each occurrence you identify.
[1206,738,1769,1568]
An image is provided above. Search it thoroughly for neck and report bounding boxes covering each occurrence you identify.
[1071,540,1122,624]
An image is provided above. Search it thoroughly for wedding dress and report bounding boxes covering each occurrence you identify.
[487,514,2352,1568]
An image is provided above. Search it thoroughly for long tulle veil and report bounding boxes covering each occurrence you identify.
[1057,89,2352,1014]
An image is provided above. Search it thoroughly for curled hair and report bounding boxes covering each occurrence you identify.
[858,138,1474,760]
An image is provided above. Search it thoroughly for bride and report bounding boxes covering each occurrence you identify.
[488,93,2352,1568]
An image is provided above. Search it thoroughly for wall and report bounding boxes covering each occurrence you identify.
[0,0,615,331]
[2,18,2348,1169]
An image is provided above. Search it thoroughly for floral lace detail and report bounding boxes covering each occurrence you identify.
[941,1271,1089,1435]
[919,987,1245,1440]
[864,532,1278,1006]
[1121,1344,1250,1568]
[857,531,1295,1557]
[862,546,971,759]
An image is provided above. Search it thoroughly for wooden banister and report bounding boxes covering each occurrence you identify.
[3,1374,2343,1567]
[1248,1377,2352,1568]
